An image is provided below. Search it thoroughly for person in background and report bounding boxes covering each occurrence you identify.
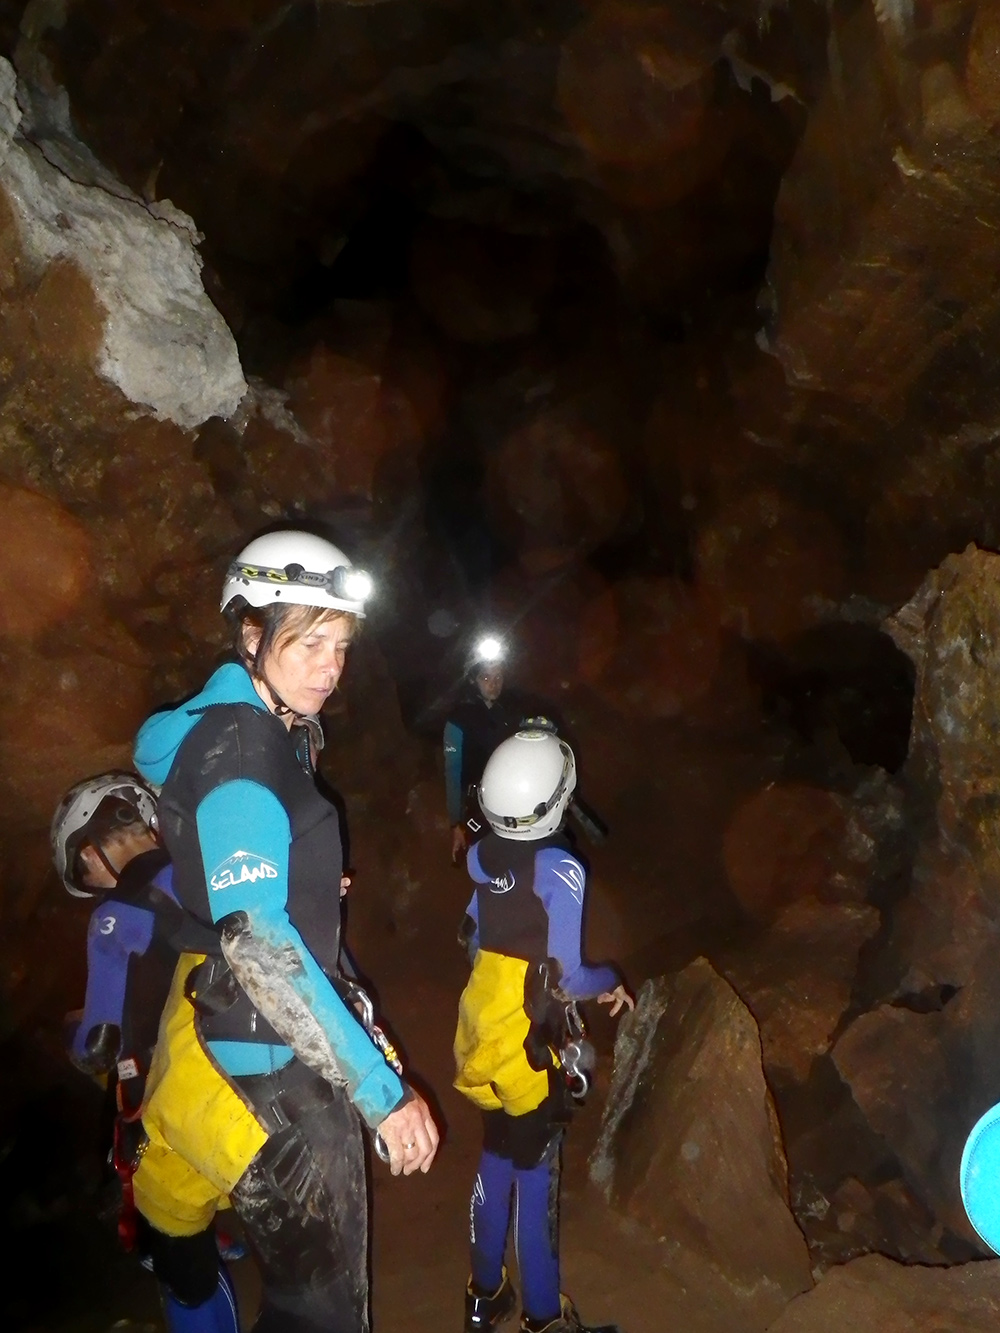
[132,528,438,1333]
[454,725,633,1333]
[53,772,240,1333]
[444,634,530,864]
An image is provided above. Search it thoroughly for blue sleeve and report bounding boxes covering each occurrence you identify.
[465,889,480,953]
[71,901,155,1062]
[444,720,464,825]
[197,778,404,1124]
[533,848,619,1000]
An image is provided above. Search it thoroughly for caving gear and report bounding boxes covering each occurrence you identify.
[67,846,218,1094]
[519,1296,621,1333]
[134,660,406,1125]
[51,771,158,897]
[523,961,595,1102]
[221,529,372,617]
[478,730,577,843]
[472,633,506,667]
[456,815,626,1333]
[961,1099,1000,1253]
[134,651,411,1333]
[162,1262,239,1333]
[229,1060,369,1333]
[466,1266,517,1332]
[443,687,532,830]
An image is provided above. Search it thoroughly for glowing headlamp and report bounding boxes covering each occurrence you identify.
[474,635,505,665]
[330,566,373,603]
[229,561,373,604]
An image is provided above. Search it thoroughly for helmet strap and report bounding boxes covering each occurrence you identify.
[81,840,122,887]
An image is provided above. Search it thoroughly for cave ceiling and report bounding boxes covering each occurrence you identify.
[2,0,1000,640]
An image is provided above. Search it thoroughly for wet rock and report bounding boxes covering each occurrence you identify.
[696,489,847,644]
[591,959,813,1326]
[769,1252,1000,1331]
[718,897,880,1082]
[0,58,245,428]
[0,485,92,640]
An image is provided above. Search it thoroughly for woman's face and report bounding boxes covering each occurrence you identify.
[248,613,354,717]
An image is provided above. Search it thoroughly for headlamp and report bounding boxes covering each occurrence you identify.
[330,566,373,603]
[474,635,505,665]
[228,561,373,605]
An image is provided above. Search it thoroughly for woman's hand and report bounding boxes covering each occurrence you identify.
[451,824,469,865]
[340,875,351,898]
[378,1092,440,1177]
[597,984,634,1017]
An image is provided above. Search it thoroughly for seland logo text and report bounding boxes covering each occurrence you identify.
[210,850,280,892]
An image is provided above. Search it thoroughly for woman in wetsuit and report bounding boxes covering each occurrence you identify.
[132,528,438,1333]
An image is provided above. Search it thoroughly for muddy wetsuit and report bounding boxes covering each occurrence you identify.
[454,832,619,1326]
[71,850,238,1327]
[443,688,531,834]
[135,662,407,1333]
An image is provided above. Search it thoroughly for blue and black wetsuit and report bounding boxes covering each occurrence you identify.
[72,847,182,1097]
[454,830,619,1326]
[135,661,406,1333]
[71,850,238,1329]
[443,687,531,830]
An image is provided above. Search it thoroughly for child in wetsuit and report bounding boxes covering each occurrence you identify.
[453,726,633,1333]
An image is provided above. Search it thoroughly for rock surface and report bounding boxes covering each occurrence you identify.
[591,959,813,1327]
[718,897,880,1083]
[769,1252,1000,1331]
[0,57,244,428]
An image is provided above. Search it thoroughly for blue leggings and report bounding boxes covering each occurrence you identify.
[469,1138,563,1325]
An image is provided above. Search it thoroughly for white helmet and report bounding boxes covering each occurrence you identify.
[221,530,372,618]
[479,728,577,841]
[51,772,158,898]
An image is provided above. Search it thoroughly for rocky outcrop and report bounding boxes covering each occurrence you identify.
[827,548,1000,1250]
[769,1252,1000,1331]
[591,959,813,1328]
[718,897,879,1083]
[0,56,244,428]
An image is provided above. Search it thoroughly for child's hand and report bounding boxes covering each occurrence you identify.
[597,984,634,1017]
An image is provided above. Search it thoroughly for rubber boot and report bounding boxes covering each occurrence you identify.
[465,1267,517,1331]
[519,1294,621,1333]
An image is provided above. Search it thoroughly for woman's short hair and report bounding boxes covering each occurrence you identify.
[230,601,360,674]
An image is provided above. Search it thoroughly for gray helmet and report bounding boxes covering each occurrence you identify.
[51,772,158,898]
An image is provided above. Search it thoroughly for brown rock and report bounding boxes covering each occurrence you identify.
[722,784,849,920]
[832,952,1000,1248]
[966,0,1000,124]
[578,577,722,718]
[696,489,847,644]
[410,220,553,344]
[283,347,422,500]
[591,959,813,1325]
[718,897,880,1082]
[0,487,92,641]
[0,642,149,822]
[557,6,710,171]
[487,408,629,562]
[769,1252,1000,1331]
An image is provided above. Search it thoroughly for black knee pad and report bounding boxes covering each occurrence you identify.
[145,1222,220,1306]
